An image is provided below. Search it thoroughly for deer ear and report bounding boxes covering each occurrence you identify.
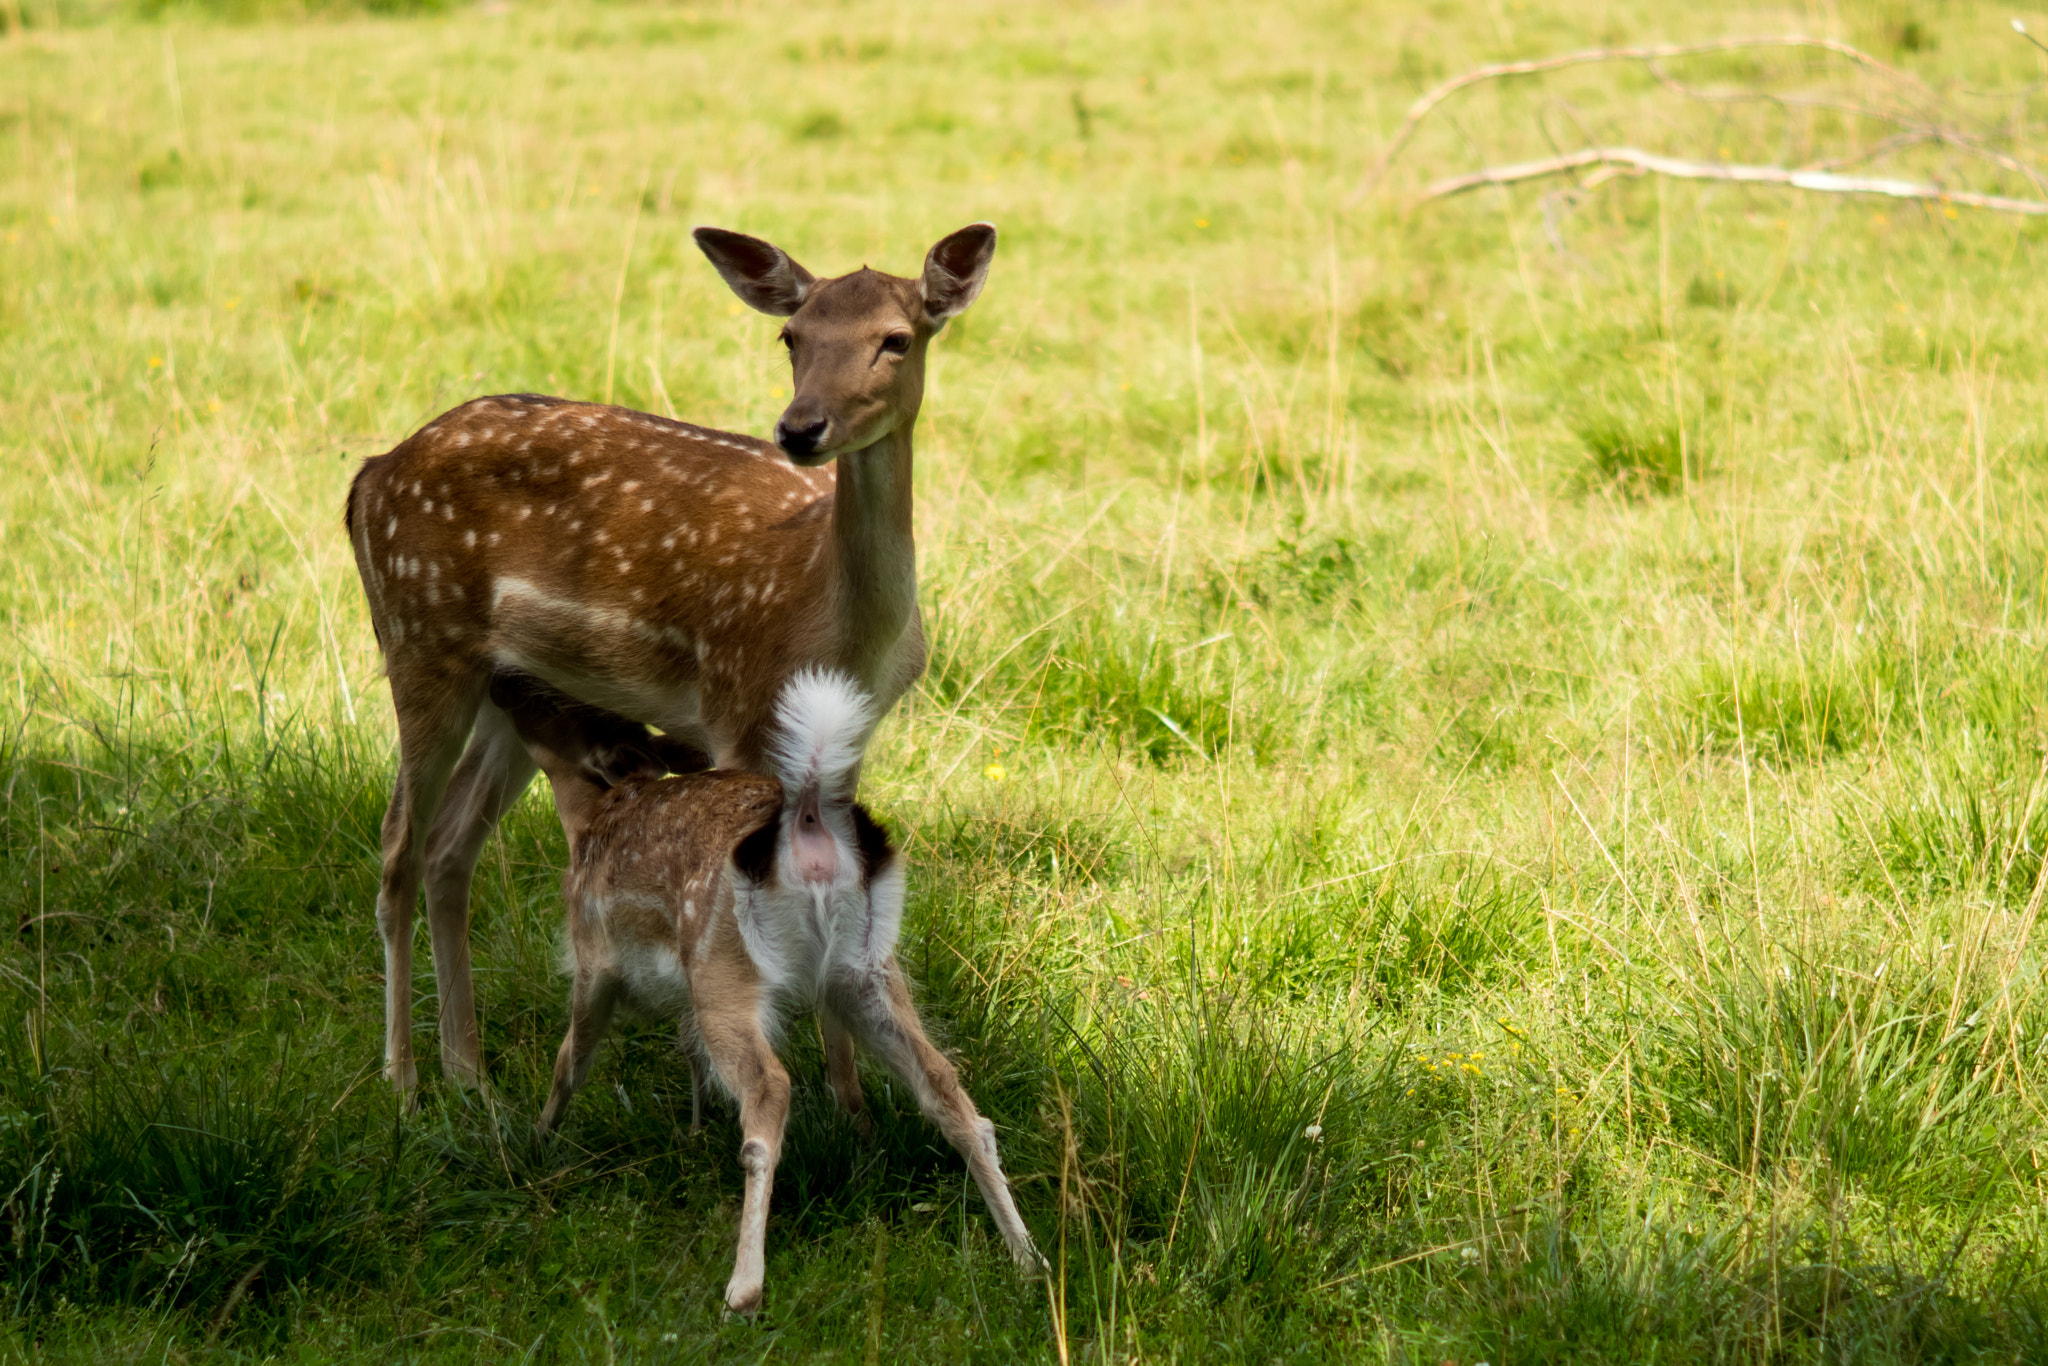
[693,227,815,316]
[920,222,996,329]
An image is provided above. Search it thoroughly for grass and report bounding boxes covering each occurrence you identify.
[9,0,2048,1358]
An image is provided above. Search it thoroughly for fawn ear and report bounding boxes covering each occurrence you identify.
[693,227,815,316]
[920,222,996,329]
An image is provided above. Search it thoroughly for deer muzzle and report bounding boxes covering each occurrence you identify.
[774,405,832,463]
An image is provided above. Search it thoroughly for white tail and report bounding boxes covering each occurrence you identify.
[768,669,875,804]
[767,669,874,890]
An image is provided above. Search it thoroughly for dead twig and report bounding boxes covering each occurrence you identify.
[1420,145,2048,215]
[1644,67,1929,128]
[1350,35,1935,203]
[1799,131,1939,175]
[1643,64,2048,197]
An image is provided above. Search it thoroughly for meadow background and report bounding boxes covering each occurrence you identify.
[9,0,2048,1359]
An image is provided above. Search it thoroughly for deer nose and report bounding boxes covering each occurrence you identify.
[775,416,829,459]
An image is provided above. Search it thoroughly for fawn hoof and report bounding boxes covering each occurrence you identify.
[723,1281,764,1319]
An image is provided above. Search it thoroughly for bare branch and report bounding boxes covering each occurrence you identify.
[1643,63,1928,127]
[1799,131,1938,174]
[1350,35,1938,204]
[1421,146,2048,215]
[1642,64,2048,196]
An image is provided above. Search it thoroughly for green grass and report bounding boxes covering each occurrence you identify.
[10,0,2048,1358]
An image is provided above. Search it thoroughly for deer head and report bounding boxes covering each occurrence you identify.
[692,223,997,465]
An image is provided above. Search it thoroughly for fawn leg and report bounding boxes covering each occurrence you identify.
[697,980,791,1316]
[834,961,1043,1271]
[683,1046,705,1136]
[819,1009,873,1138]
[538,967,621,1133]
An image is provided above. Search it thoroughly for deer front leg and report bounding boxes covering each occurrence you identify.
[833,962,1043,1272]
[538,967,621,1134]
[696,980,792,1317]
[819,1009,873,1139]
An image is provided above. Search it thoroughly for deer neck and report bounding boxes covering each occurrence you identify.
[828,424,917,680]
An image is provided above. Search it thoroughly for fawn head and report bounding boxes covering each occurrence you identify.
[488,672,708,847]
[692,223,997,465]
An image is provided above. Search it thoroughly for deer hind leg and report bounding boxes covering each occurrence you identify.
[538,962,621,1134]
[377,676,484,1099]
[833,962,1043,1272]
[819,1009,873,1138]
[695,977,791,1317]
[421,700,539,1091]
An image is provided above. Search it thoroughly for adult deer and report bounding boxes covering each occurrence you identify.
[347,223,996,1096]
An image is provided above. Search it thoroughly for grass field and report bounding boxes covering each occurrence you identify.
[11,0,2048,1359]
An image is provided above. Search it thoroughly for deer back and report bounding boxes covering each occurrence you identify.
[348,395,847,764]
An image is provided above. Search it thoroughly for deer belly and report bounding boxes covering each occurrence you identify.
[486,576,705,732]
[493,647,704,735]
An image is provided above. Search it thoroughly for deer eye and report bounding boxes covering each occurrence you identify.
[778,329,795,350]
[879,333,912,356]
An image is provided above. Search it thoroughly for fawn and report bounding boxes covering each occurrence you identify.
[488,668,1042,1314]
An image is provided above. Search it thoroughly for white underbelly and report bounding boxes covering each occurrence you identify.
[611,940,694,1019]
